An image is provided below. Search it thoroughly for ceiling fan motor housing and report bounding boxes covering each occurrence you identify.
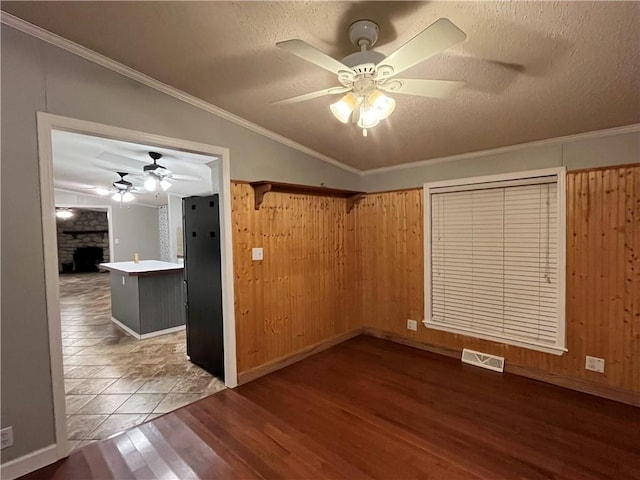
[348,19,379,48]
[113,172,133,190]
[144,151,168,173]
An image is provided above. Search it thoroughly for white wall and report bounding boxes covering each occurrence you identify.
[360,130,640,192]
[55,190,160,262]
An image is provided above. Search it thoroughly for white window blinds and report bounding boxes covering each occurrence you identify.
[425,171,566,355]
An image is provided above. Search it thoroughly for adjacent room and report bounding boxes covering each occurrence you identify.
[52,131,225,450]
[1,2,638,480]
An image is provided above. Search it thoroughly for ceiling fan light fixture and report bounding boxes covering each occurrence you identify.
[330,92,357,123]
[112,192,135,202]
[357,103,381,130]
[144,176,158,191]
[160,179,172,191]
[368,89,396,120]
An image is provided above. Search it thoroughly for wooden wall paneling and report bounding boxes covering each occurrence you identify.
[610,168,621,385]
[232,165,637,395]
[634,166,640,392]
[232,183,355,375]
[574,170,589,377]
[345,197,362,331]
[627,167,639,392]
[356,165,639,395]
[565,171,577,378]
[586,171,597,381]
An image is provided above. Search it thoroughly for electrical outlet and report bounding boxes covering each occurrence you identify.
[1,427,13,449]
[585,355,605,373]
[252,247,263,261]
[407,319,418,331]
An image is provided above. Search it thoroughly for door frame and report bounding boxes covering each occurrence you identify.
[37,112,238,461]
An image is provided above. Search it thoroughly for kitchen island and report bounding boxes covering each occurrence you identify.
[99,260,185,339]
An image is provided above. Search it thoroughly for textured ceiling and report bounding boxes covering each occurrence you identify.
[52,131,216,207]
[3,1,639,170]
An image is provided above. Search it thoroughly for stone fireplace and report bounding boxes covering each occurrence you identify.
[57,209,110,273]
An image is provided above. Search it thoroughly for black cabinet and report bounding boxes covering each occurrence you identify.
[183,195,224,379]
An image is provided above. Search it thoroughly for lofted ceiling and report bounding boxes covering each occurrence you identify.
[52,130,216,207]
[3,1,639,171]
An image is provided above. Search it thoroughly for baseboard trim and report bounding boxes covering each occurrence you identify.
[111,317,185,340]
[504,364,640,407]
[363,327,461,359]
[0,444,58,480]
[363,327,639,407]
[238,328,364,385]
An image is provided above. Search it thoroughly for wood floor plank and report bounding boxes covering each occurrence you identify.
[133,422,200,480]
[93,441,138,480]
[111,434,158,480]
[20,336,640,480]
[197,388,374,480]
[154,411,252,480]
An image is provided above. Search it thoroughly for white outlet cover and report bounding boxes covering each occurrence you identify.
[407,319,418,331]
[1,426,13,449]
[585,355,605,373]
[114,238,120,244]
[252,247,263,261]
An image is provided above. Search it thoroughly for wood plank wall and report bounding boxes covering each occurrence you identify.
[231,183,359,374]
[356,165,640,393]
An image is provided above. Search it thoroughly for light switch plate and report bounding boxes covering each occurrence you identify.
[252,247,263,261]
[407,319,418,331]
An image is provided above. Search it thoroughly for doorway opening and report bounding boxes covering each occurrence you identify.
[38,113,237,460]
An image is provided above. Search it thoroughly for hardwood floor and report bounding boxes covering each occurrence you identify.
[23,336,639,480]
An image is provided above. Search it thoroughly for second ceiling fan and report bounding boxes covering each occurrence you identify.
[274,18,466,136]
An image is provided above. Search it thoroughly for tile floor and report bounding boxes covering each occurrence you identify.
[60,272,225,451]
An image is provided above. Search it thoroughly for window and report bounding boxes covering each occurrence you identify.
[424,168,566,355]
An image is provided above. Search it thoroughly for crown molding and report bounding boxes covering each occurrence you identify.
[2,12,637,179]
[0,12,361,176]
[361,123,640,176]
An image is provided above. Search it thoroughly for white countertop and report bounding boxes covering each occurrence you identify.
[99,260,184,275]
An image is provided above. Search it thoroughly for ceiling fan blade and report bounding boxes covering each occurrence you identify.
[377,18,466,76]
[380,79,465,98]
[97,152,141,169]
[272,86,351,105]
[277,39,351,75]
[169,173,204,182]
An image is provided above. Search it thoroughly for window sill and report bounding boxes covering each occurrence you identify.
[422,320,567,356]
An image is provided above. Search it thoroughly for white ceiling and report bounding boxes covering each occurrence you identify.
[52,130,217,207]
[4,2,640,170]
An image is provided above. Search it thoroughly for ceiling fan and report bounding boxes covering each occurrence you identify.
[142,152,172,192]
[96,151,202,190]
[93,172,143,203]
[274,18,466,136]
